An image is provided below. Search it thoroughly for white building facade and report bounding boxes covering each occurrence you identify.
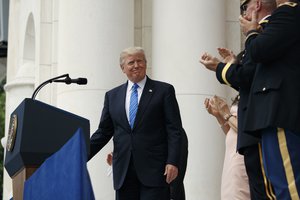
[3,0,241,199]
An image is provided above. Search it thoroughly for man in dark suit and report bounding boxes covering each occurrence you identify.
[199,0,277,199]
[89,46,184,200]
[240,0,300,199]
[170,128,188,200]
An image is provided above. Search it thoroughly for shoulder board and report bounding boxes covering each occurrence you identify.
[278,2,297,8]
[259,20,269,25]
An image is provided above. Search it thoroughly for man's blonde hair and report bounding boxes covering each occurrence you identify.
[119,47,147,66]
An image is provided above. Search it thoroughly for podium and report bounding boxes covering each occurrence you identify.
[4,98,90,200]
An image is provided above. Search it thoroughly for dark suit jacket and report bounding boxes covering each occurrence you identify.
[89,77,183,190]
[215,18,270,152]
[216,58,258,152]
[244,2,300,135]
[170,128,188,200]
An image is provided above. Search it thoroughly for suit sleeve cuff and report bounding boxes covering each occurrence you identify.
[216,62,232,86]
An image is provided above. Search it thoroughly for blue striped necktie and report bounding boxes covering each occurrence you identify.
[129,83,139,129]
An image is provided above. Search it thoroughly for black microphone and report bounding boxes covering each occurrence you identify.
[31,74,88,100]
[54,77,88,85]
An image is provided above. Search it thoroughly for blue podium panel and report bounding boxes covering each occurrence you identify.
[24,128,95,200]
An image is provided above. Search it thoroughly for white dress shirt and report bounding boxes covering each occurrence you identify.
[125,76,147,123]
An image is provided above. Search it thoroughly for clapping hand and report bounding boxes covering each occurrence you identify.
[204,96,230,118]
[218,48,237,63]
[199,52,220,72]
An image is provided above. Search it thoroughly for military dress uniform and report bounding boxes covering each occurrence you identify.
[216,19,275,200]
[214,1,276,199]
[244,2,300,199]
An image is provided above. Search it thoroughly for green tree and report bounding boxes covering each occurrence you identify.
[0,78,6,199]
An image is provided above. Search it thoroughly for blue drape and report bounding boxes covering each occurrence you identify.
[24,128,95,200]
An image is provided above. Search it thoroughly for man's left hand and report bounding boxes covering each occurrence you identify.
[164,164,178,184]
[199,52,220,71]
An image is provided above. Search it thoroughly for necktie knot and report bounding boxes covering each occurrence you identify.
[132,83,139,91]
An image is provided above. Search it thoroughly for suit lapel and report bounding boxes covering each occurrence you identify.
[118,82,131,131]
[133,78,154,129]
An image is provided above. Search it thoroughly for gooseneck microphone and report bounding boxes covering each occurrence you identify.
[31,74,88,100]
[53,77,87,85]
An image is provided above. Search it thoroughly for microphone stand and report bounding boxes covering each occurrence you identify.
[31,74,69,100]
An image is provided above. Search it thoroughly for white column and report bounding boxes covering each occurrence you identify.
[56,0,134,199]
[3,0,39,198]
[37,0,55,104]
[152,0,227,199]
[3,71,34,200]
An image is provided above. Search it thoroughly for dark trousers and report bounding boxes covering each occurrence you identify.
[262,128,300,200]
[170,180,185,200]
[116,159,170,200]
[243,144,276,200]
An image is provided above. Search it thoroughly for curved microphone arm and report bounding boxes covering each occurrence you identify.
[31,74,69,100]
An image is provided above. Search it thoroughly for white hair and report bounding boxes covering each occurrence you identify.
[119,47,147,66]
